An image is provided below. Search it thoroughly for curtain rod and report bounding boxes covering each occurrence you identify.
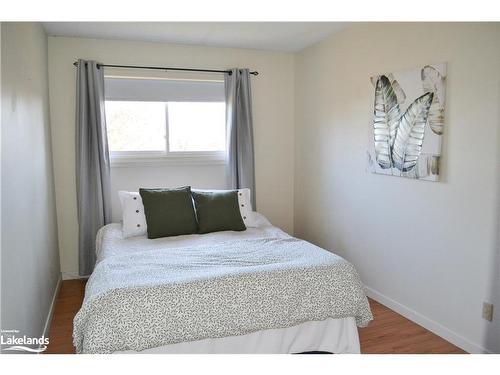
[72,61,258,76]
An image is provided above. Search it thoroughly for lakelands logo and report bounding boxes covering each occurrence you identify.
[1,329,49,353]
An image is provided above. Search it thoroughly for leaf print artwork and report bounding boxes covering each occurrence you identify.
[367,64,446,182]
[421,65,446,135]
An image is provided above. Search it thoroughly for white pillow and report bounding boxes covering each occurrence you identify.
[192,188,259,228]
[235,188,257,227]
[251,212,272,227]
[118,191,147,238]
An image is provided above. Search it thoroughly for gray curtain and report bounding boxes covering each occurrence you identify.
[225,68,256,208]
[76,59,112,276]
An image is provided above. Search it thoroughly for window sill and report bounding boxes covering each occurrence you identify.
[110,155,227,168]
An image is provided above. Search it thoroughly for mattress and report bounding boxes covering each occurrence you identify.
[74,214,372,353]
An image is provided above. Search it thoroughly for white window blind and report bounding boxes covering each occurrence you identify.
[105,78,225,102]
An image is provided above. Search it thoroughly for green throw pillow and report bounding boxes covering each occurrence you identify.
[139,186,198,239]
[192,190,246,234]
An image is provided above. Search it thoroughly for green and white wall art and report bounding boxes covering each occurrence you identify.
[367,63,446,181]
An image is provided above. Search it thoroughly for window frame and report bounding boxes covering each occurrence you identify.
[104,78,227,167]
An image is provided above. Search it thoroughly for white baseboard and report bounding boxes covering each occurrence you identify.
[365,286,492,354]
[39,273,62,353]
[62,272,88,280]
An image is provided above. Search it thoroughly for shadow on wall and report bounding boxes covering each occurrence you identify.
[484,102,500,353]
[485,222,500,352]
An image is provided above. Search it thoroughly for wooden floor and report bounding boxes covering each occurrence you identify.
[45,279,465,354]
[359,299,465,354]
[45,280,87,354]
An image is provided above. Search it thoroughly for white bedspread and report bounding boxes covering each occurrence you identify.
[74,217,372,354]
[96,214,282,262]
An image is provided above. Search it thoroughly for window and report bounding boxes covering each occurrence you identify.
[106,101,166,152]
[167,102,225,152]
[104,77,226,164]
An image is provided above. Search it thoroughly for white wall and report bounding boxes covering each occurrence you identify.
[0,21,3,334]
[48,37,295,279]
[1,23,60,343]
[0,22,3,327]
[294,23,500,353]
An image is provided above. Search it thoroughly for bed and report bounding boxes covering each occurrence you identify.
[73,213,372,354]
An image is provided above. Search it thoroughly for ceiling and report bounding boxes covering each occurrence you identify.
[42,22,348,52]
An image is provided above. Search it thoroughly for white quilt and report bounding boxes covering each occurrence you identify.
[96,213,279,261]
[74,218,372,354]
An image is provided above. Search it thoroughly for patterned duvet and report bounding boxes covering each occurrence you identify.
[73,228,372,353]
